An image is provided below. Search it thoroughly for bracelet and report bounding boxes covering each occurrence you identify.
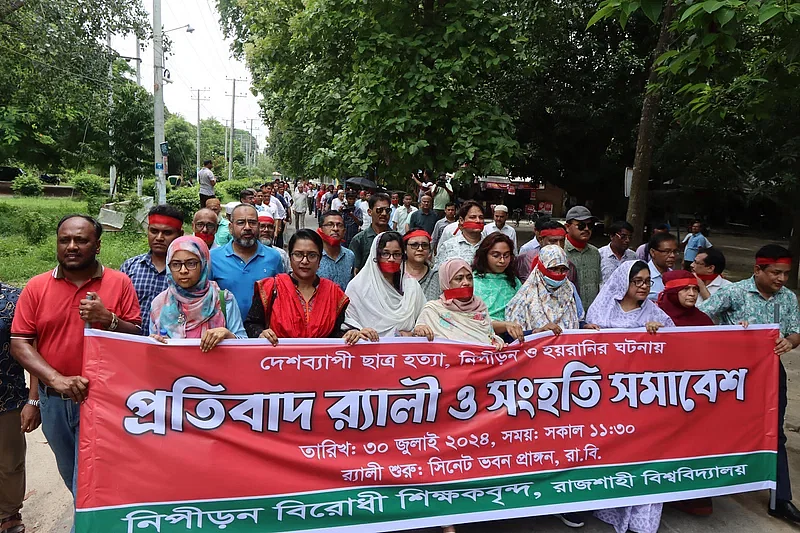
[27,399,40,407]
[108,312,119,331]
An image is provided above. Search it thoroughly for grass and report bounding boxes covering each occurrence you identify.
[0,196,149,287]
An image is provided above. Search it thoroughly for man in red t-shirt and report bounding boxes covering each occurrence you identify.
[10,215,140,529]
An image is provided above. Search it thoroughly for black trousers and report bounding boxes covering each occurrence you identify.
[778,362,792,501]
[199,193,215,208]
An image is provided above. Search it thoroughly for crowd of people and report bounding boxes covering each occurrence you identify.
[1,175,799,533]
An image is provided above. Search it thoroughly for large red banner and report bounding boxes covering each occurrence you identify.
[76,326,778,533]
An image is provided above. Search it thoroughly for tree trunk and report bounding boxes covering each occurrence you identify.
[788,204,800,289]
[627,0,675,248]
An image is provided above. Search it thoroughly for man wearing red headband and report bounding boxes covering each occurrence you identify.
[435,201,484,268]
[699,244,800,523]
[257,215,290,273]
[120,205,185,335]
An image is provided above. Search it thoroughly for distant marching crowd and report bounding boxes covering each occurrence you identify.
[1,163,799,533]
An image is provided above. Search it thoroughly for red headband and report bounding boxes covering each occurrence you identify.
[403,229,432,243]
[258,215,274,224]
[539,228,566,237]
[664,278,698,290]
[756,257,791,266]
[149,214,183,230]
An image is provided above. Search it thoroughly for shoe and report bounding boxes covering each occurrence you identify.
[556,513,585,528]
[769,500,800,523]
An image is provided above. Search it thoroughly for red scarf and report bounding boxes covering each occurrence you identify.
[566,234,587,250]
[256,274,348,337]
[657,270,713,326]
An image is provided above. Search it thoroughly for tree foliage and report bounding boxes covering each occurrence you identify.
[221,0,523,184]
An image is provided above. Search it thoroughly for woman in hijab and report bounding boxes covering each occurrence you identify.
[245,229,369,345]
[414,258,505,349]
[473,232,524,341]
[656,269,713,516]
[345,231,428,338]
[657,270,713,327]
[586,260,674,533]
[150,236,246,351]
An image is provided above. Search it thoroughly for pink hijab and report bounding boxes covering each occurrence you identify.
[438,259,488,314]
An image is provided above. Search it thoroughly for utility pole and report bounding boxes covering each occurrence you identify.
[226,78,247,181]
[135,37,142,86]
[191,88,210,179]
[153,0,166,203]
[248,119,258,168]
[223,119,229,167]
[107,33,117,197]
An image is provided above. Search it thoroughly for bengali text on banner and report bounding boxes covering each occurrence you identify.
[76,325,779,533]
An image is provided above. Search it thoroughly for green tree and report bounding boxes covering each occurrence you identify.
[164,114,197,177]
[219,0,523,183]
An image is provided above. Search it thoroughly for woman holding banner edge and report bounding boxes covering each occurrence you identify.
[586,260,674,533]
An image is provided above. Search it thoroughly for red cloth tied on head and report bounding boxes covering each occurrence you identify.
[403,229,431,243]
[258,215,274,224]
[756,257,791,266]
[539,228,566,238]
[657,270,712,326]
[149,214,183,230]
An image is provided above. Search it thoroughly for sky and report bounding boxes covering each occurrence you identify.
[111,0,267,147]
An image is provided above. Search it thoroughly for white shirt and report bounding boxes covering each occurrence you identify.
[267,196,286,220]
[482,222,518,252]
[292,189,308,213]
[198,167,216,196]
[392,206,418,235]
[697,275,733,303]
[355,199,371,230]
[437,221,461,248]
[598,244,637,285]
[331,198,344,212]
[519,237,539,254]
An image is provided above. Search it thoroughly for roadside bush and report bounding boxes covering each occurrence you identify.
[218,179,260,201]
[166,185,200,219]
[24,211,49,245]
[86,196,111,217]
[11,174,44,196]
[71,173,107,198]
[141,178,172,198]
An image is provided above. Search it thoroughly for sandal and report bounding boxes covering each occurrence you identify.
[442,527,456,533]
[0,513,24,533]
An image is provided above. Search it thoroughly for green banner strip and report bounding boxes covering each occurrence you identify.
[77,451,775,533]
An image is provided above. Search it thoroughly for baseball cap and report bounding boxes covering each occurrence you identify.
[494,205,509,214]
[565,206,596,222]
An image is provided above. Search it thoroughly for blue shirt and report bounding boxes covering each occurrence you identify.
[210,241,285,317]
[120,252,168,335]
[318,246,355,291]
[683,232,712,262]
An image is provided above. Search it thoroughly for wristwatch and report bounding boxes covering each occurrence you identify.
[108,312,119,331]
[27,399,40,407]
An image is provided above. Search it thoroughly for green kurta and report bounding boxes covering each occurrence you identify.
[473,272,522,322]
[564,240,601,308]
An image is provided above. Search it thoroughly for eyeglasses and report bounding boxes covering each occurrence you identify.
[322,222,344,229]
[290,252,320,263]
[630,278,653,287]
[615,233,632,241]
[373,207,392,215]
[194,222,217,231]
[380,251,404,260]
[407,242,430,250]
[168,259,201,272]
[233,219,259,228]
[654,248,678,256]
[489,252,512,261]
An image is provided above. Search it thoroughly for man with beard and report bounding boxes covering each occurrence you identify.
[564,206,601,308]
[192,208,219,250]
[120,205,184,335]
[11,215,141,532]
[350,193,392,273]
[647,231,678,300]
[317,210,355,290]
[258,214,290,273]
[210,204,285,317]
[260,182,287,246]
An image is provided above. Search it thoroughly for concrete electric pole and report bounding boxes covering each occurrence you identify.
[226,78,247,181]
[153,0,166,203]
[191,88,210,179]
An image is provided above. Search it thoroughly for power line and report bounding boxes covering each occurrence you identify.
[197,0,233,77]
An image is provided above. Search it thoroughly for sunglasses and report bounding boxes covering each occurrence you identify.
[571,221,594,231]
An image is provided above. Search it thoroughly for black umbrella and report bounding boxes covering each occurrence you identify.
[345,177,378,189]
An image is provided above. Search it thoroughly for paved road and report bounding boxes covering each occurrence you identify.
[24,212,800,532]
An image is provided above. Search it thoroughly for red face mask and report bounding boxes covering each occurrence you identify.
[195,232,215,247]
[696,273,718,282]
[462,221,485,231]
[378,261,401,274]
[444,286,473,300]
[391,199,399,206]
[316,228,342,246]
